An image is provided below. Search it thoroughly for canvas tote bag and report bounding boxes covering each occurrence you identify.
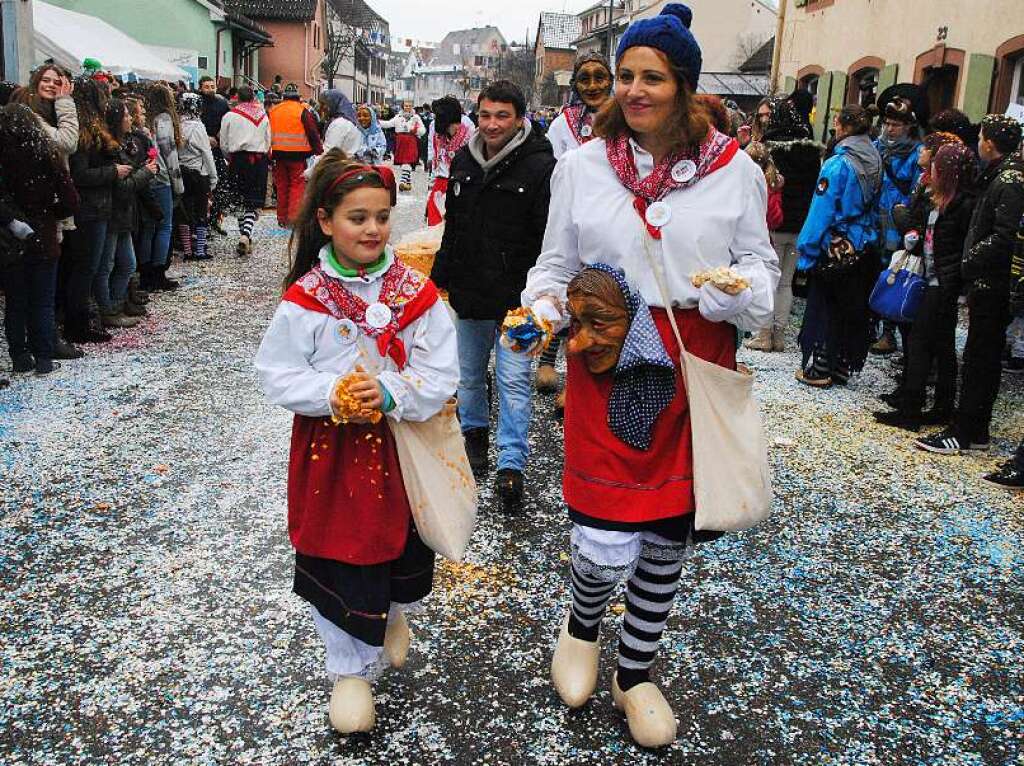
[388,399,478,561]
[640,235,772,531]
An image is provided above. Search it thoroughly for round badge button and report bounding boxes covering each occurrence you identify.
[452,181,461,197]
[336,318,358,345]
[580,124,593,138]
[365,303,393,329]
[671,159,697,183]
[645,201,672,228]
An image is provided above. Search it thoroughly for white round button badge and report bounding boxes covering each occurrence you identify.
[671,159,697,183]
[336,318,358,344]
[365,303,393,329]
[645,201,672,228]
[452,181,461,197]
[580,124,593,138]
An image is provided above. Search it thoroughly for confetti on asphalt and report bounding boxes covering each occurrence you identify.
[1,169,1022,765]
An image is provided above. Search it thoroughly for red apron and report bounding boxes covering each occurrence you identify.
[562,307,736,525]
[394,133,419,166]
[288,415,411,565]
[426,176,448,227]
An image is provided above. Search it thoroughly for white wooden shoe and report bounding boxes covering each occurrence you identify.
[328,677,376,734]
[611,672,677,748]
[550,613,600,708]
[383,611,411,669]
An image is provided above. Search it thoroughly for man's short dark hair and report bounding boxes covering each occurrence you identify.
[236,86,253,102]
[477,80,526,117]
[199,75,214,86]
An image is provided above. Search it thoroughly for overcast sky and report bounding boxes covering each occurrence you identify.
[369,0,597,46]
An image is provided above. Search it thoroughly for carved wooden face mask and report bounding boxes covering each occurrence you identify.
[566,269,630,375]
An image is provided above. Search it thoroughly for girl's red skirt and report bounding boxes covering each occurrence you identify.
[394,133,420,166]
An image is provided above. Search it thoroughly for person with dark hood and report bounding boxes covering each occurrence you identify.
[789,87,815,139]
[547,52,613,160]
[916,114,1024,455]
[0,103,79,375]
[795,104,882,388]
[425,96,474,227]
[745,96,823,352]
[871,96,924,356]
[316,89,361,160]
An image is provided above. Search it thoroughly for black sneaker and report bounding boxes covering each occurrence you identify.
[983,463,1024,490]
[873,410,921,432]
[1002,357,1024,374]
[495,468,524,514]
[463,427,489,477]
[53,338,84,360]
[34,361,60,376]
[914,428,964,455]
[12,353,35,373]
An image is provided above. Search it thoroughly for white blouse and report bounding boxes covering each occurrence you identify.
[255,248,459,422]
[546,112,581,160]
[522,137,780,332]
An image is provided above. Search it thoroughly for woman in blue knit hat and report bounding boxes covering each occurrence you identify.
[518,3,779,748]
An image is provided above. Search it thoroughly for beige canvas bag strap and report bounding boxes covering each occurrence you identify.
[639,231,689,371]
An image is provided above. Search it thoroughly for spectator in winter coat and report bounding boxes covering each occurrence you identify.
[916,115,1024,455]
[0,103,79,375]
[97,98,158,328]
[177,92,218,261]
[795,104,881,388]
[144,83,185,291]
[430,80,556,512]
[872,97,923,355]
[746,97,823,352]
[875,142,976,431]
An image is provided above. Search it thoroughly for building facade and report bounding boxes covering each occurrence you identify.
[326,0,390,104]
[428,26,507,105]
[778,0,1024,141]
[230,0,328,98]
[44,0,270,86]
[1,0,35,83]
[534,12,581,105]
[573,1,627,60]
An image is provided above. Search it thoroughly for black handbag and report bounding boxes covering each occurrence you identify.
[814,235,863,280]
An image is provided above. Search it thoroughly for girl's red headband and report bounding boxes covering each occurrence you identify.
[324,165,397,206]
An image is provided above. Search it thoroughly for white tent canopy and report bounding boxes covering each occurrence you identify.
[32,0,190,82]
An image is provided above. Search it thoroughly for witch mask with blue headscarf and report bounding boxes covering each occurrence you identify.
[566,264,676,450]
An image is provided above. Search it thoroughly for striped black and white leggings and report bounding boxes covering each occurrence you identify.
[568,525,692,677]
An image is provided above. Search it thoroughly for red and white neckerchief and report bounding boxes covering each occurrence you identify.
[563,104,596,147]
[232,100,267,127]
[432,122,471,175]
[284,259,438,369]
[605,128,738,239]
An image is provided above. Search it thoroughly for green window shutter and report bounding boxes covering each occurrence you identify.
[963,54,996,122]
[813,71,833,142]
[783,76,797,95]
[877,63,898,96]
[828,70,848,112]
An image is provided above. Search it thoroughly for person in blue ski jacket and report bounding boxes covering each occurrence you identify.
[871,97,923,355]
[795,103,882,388]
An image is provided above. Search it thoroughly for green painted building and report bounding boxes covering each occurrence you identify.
[42,0,270,85]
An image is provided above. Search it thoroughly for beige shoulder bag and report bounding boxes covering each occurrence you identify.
[640,235,772,532]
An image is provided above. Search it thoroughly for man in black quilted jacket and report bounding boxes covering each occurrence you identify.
[916,115,1024,455]
[431,80,556,513]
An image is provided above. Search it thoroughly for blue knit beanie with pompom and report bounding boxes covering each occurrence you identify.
[615,3,701,91]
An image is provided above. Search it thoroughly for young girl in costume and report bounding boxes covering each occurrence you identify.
[255,150,459,734]
[378,101,426,192]
[425,96,474,227]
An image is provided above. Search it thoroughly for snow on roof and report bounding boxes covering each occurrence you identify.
[537,12,581,51]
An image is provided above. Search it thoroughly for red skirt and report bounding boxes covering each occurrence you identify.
[394,133,420,166]
[288,414,411,565]
[562,308,736,525]
[426,177,448,227]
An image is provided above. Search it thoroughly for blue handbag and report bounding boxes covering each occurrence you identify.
[869,252,926,323]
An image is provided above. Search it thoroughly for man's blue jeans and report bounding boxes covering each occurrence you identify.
[455,317,533,472]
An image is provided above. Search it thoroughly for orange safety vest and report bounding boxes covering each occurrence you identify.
[269,100,312,154]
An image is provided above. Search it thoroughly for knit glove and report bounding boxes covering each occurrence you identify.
[7,220,34,240]
[697,282,753,323]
